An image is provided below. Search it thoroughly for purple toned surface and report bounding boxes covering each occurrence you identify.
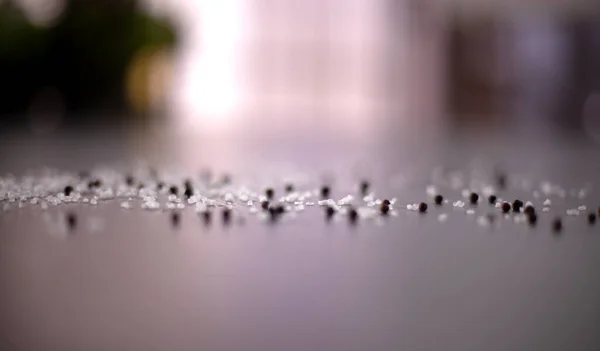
[1,121,600,351]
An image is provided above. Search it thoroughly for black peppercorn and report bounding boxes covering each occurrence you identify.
[285,184,294,193]
[169,186,178,196]
[184,188,193,199]
[348,207,359,223]
[434,195,443,205]
[88,179,101,189]
[588,213,597,225]
[171,212,180,227]
[501,202,511,213]
[552,218,562,233]
[268,207,278,221]
[66,212,77,231]
[184,179,193,191]
[469,192,479,205]
[320,186,331,199]
[261,200,270,210]
[488,195,497,205]
[418,202,428,213]
[359,180,370,195]
[125,175,135,186]
[524,205,535,216]
[380,203,390,215]
[325,206,335,220]
[512,199,524,212]
[381,199,391,206]
[275,205,285,215]
[265,188,274,200]
[268,205,284,222]
[64,185,73,196]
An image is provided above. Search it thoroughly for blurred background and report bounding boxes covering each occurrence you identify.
[1,0,600,172]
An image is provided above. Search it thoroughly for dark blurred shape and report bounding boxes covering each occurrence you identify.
[0,0,177,126]
[446,11,600,130]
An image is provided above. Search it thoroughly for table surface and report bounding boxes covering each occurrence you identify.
[1,120,600,351]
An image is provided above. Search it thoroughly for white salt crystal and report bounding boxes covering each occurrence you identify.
[453,201,465,208]
[338,195,354,205]
[543,199,552,206]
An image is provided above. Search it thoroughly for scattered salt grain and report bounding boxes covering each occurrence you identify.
[453,201,465,208]
[438,213,448,222]
[543,199,552,206]
[566,209,580,216]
